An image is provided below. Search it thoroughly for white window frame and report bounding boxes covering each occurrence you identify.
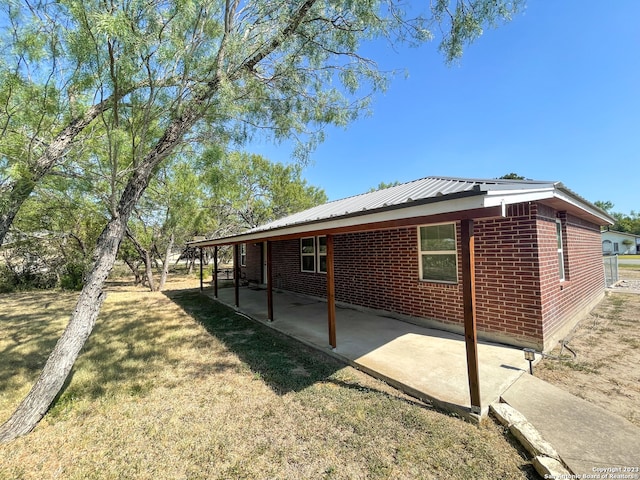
[317,236,327,274]
[418,223,458,283]
[240,243,246,267]
[556,219,565,281]
[300,237,316,272]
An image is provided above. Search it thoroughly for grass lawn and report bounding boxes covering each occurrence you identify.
[0,277,536,479]
[537,267,640,427]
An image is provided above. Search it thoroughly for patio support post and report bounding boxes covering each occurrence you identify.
[199,247,204,291]
[234,243,240,307]
[326,234,337,349]
[213,246,218,299]
[461,219,481,414]
[267,241,274,322]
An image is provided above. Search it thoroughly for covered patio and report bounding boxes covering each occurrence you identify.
[204,284,530,419]
[189,177,612,418]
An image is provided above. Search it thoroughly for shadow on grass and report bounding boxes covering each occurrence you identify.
[0,292,75,394]
[164,288,344,395]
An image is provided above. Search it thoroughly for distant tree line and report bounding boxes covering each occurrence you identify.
[594,201,640,235]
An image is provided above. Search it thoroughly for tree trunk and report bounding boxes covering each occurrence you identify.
[123,257,142,285]
[0,215,125,442]
[158,232,174,291]
[0,92,202,442]
[144,251,155,291]
[125,230,156,292]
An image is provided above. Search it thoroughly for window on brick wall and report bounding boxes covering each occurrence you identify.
[301,237,315,272]
[317,236,327,273]
[240,243,246,267]
[556,219,565,281]
[300,236,327,273]
[418,223,458,283]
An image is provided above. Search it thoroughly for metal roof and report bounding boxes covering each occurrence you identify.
[190,176,614,247]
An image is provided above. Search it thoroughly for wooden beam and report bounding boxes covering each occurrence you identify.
[326,234,337,349]
[461,219,481,414]
[199,247,203,291]
[234,243,240,307]
[213,246,218,299]
[267,241,274,322]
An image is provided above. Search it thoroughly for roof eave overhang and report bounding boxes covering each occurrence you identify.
[190,185,614,248]
[482,187,615,226]
[190,191,500,247]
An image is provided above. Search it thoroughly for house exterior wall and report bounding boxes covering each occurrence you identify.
[243,242,263,284]
[601,231,639,255]
[241,201,605,350]
[474,203,544,347]
[537,207,606,349]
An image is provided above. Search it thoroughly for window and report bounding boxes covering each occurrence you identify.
[419,223,458,283]
[556,219,565,281]
[317,236,327,273]
[240,243,246,267]
[300,236,327,273]
[301,237,315,272]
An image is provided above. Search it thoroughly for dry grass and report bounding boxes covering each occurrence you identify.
[0,274,536,479]
[536,266,640,427]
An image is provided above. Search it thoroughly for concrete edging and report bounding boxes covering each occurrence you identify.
[490,402,572,479]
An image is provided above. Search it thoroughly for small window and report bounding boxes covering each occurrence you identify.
[240,243,246,267]
[418,223,458,283]
[301,237,315,272]
[556,219,565,281]
[317,236,327,273]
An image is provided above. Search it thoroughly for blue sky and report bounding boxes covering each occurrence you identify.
[252,1,639,215]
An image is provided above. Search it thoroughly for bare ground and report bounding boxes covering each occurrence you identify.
[536,266,640,427]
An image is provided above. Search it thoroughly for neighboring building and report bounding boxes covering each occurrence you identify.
[601,229,640,255]
[192,176,613,352]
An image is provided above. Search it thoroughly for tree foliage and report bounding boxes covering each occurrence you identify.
[595,201,640,235]
[203,150,327,231]
[369,180,401,192]
[499,173,526,180]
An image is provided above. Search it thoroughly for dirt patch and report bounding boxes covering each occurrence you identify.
[536,266,640,427]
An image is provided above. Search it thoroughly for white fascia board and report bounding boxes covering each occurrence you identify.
[481,188,556,207]
[191,194,491,247]
[551,190,614,224]
[482,187,613,225]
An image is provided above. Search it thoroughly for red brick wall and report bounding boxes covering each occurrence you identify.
[241,242,263,284]
[536,206,604,346]
[244,202,604,349]
[333,228,465,327]
[474,203,544,346]
[272,239,327,296]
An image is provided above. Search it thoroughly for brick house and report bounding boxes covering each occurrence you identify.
[192,176,613,353]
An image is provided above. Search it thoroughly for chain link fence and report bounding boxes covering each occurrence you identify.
[603,255,619,287]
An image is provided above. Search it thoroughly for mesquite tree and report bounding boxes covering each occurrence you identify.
[0,0,521,442]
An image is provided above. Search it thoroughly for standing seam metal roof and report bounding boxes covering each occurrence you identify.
[244,176,558,234]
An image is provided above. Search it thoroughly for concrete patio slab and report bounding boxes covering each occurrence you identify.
[206,286,530,419]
